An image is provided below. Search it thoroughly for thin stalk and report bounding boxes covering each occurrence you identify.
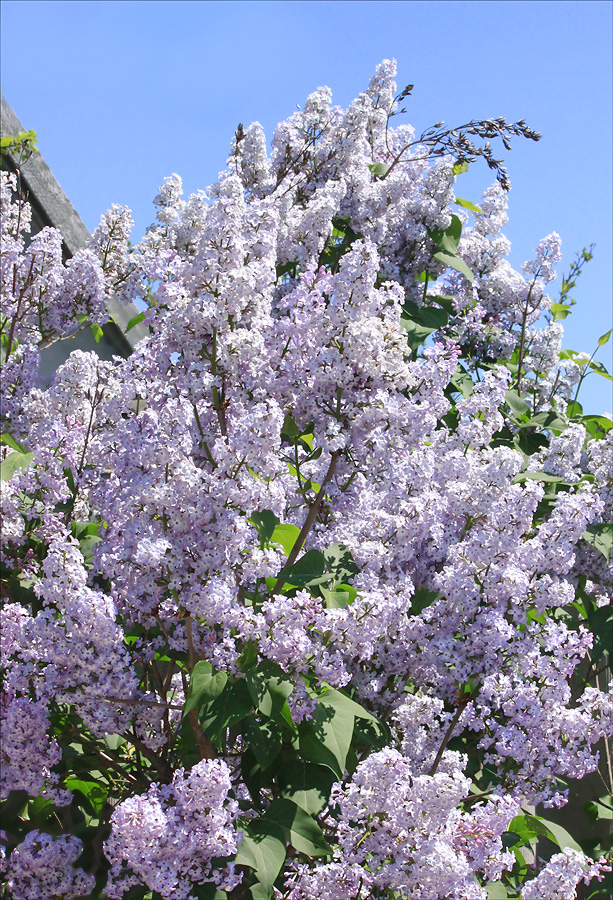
[428,698,469,776]
[269,451,340,597]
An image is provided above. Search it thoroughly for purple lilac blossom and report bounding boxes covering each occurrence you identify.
[1,58,611,899]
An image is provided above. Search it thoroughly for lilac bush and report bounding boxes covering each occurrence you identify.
[1,61,612,899]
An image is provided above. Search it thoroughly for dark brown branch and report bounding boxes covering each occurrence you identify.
[428,698,469,776]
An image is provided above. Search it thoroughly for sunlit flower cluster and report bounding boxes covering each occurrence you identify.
[1,59,611,900]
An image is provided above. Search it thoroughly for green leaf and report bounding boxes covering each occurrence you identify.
[242,748,272,808]
[550,302,573,322]
[508,813,583,853]
[184,661,228,715]
[276,261,297,280]
[513,471,568,484]
[400,316,436,352]
[560,348,590,365]
[235,823,286,892]
[1,131,39,153]
[278,549,329,587]
[126,311,146,332]
[583,523,613,562]
[243,717,283,770]
[368,162,391,178]
[485,884,508,899]
[585,795,613,823]
[579,414,613,439]
[299,431,314,450]
[402,300,449,330]
[246,662,294,728]
[299,699,354,777]
[72,521,103,540]
[0,433,26,453]
[0,791,29,826]
[298,689,378,777]
[586,605,613,661]
[450,365,475,399]
[429,294,456,314]
[270,524,301,556]
[281,415,301,440]
[250,510,281,544]
[353,715,392,752]
[320,588,353,609]
[278,761,336,815]
[65,777,108,815]
[411,588,443,614]
[264,798,331,857]
[90,323,104,343]
[453,160,469,175]
[588,359,613,380]
[516,430,549,456]
[250,886,272,900]
[322,543,359,586]
[501,831,521,849]
[566,399,583,418]
[524,411,567,431]
[432,250,474,283]
[200,679,252,747]
[455,197,484,214]
[78,533,102,568]
[238,640,259,673]
[318,687,377,723]
[430,215,463,255]
[533,815,583,853]
[505,391,531,419]
[598,329,612,347]
[0,450,34,482]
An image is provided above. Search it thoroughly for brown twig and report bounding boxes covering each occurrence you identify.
[269,450,340,597]
[429,698,469,776]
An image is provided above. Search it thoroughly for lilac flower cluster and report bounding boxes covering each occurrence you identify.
[520,848,611,900]
[1,59,611,899]
[104,759,241,898]
[287,748,517,899]
[1,830,95,900]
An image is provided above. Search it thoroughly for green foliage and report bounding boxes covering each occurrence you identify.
[1,129,39,157]
[270,523,301,556]
[185,661,229,715]
[0,448,34,481]
[126,311,146,332]
[368,162,392,179]
[250,510,281,544]
[400,298,450,354]
[583,523,613,562]
[427,214,474,283]
[277,761,336,815]
[455,197,484,214]
[90,323,104,343]
[277,543,359,590]
[235,823,286,894]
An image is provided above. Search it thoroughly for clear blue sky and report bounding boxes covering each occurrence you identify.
[2,0,611,412]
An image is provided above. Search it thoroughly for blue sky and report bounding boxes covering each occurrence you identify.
[2,0,611,412]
